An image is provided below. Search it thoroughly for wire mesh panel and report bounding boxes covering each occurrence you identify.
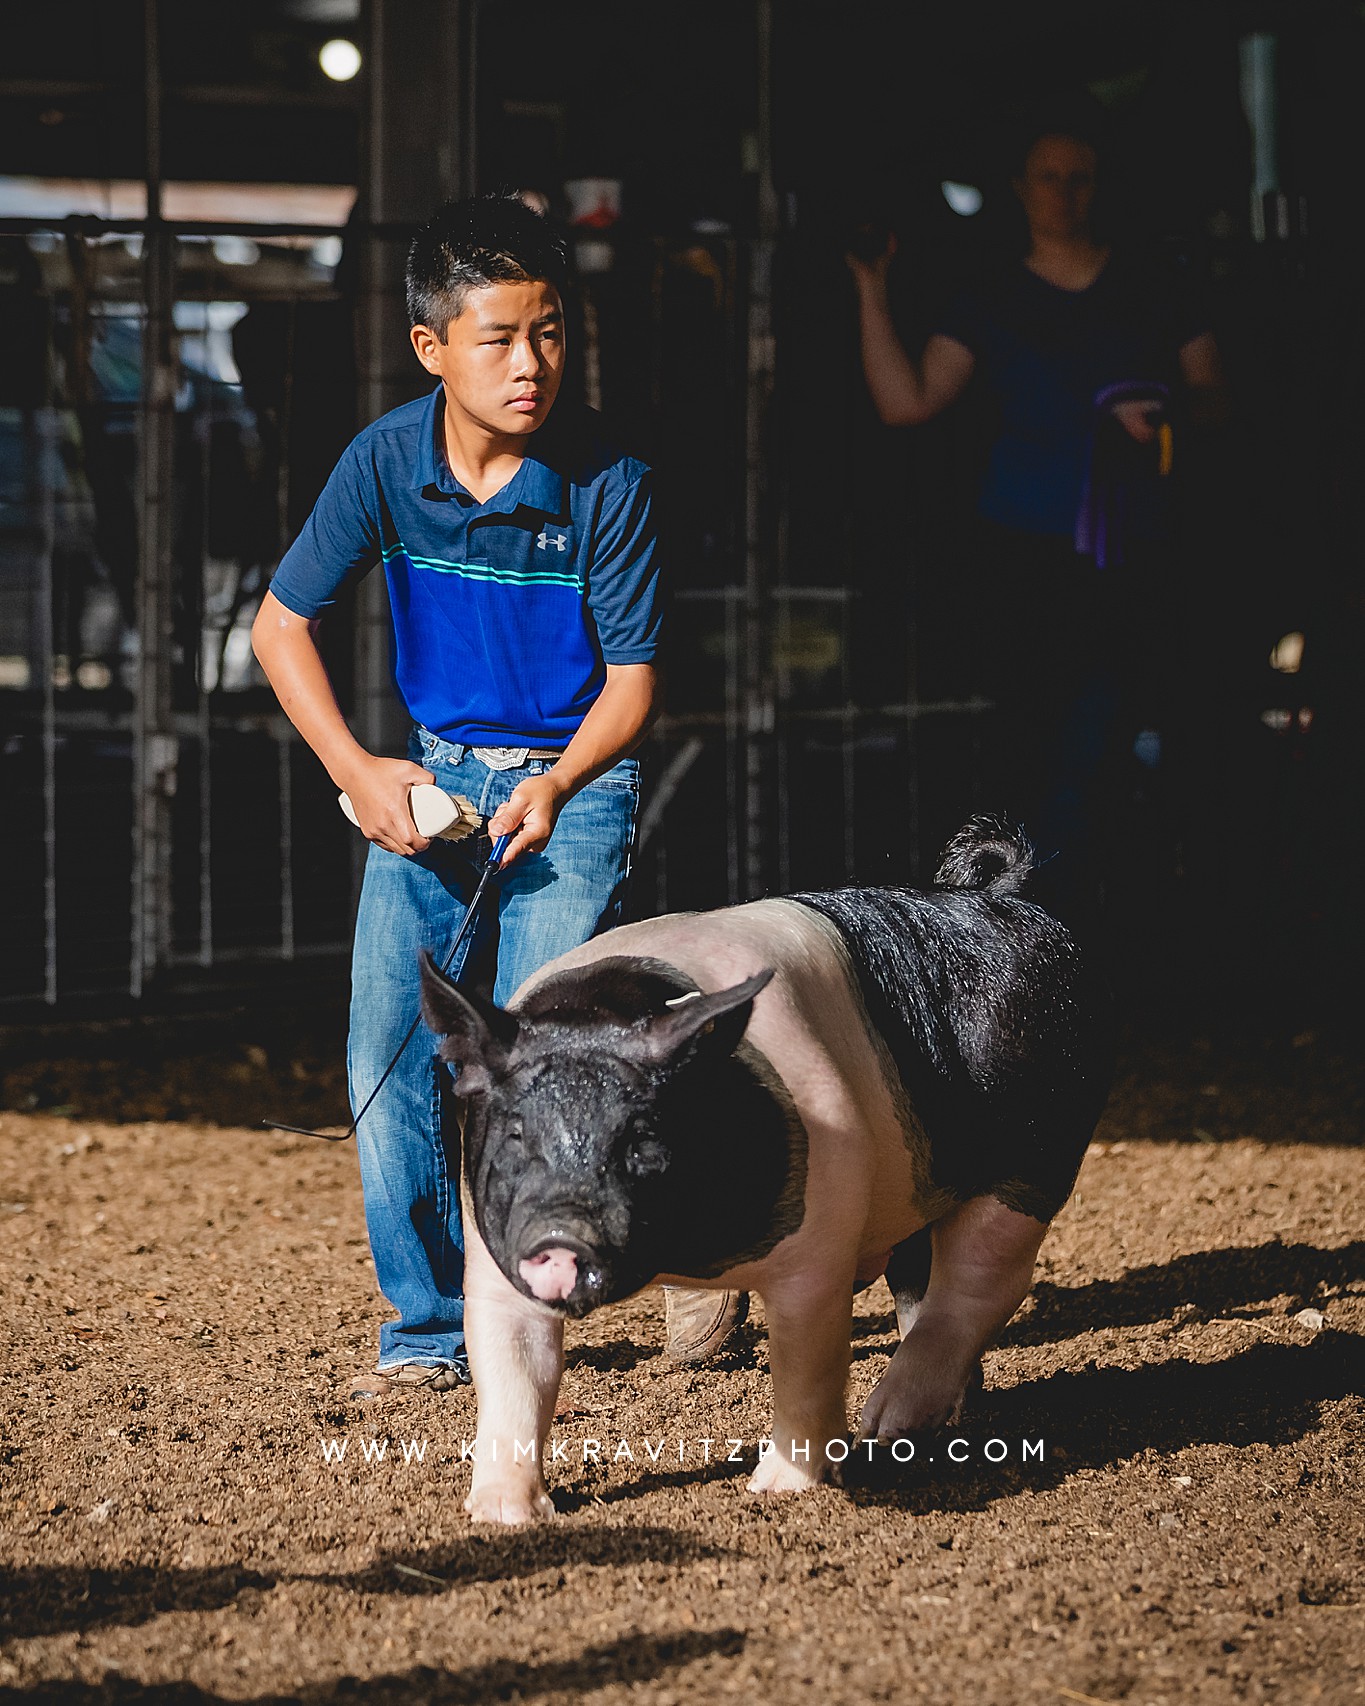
[0,226,358,1008]
[0,232,143,1003]
[163,234,357,976]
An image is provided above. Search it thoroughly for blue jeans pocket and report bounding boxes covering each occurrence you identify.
[586,757,641,793]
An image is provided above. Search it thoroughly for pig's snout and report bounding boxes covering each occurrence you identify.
[519,1246,580,1301]
[515,1234,609,1310]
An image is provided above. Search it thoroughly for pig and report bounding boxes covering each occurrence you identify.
[419,814,1113,1524]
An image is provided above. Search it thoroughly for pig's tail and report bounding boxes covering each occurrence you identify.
[932,813,1036,896]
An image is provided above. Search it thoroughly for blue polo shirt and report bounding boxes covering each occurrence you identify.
[268,387,662,745]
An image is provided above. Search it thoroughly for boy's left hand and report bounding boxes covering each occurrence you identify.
[488,774,569,865]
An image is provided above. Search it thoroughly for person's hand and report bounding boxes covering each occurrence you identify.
[488,773,568,866]
[337,755,436,855]
[1112,400,1161,445]
[846,228,897,292]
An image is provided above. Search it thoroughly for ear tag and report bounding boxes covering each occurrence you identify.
[664,990,703,1008]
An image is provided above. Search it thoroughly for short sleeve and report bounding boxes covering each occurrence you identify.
[930,286,989,357]
[585,470,663,665]
[268,436,380,618]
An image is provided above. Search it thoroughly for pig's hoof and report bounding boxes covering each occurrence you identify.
[858,1360,980,1442]
[464,1483,555,1525]
[746,1453,829,1496]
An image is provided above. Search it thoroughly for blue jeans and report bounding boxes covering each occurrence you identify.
[348,728,639,1370]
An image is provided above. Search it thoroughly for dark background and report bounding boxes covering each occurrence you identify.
[1,0,1363,1051]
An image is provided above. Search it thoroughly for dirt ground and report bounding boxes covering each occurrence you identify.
[1,1029,1362,1705]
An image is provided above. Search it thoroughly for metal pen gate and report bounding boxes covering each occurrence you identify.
[1,220,361,1008]
[0,209,993,1014]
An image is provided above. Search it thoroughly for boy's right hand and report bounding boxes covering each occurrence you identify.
[336,755,437,856]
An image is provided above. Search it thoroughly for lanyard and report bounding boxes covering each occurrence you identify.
[266,833,512,1142]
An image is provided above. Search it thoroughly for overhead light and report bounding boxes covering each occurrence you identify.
[941,181,983,217]
[319,38,362,81]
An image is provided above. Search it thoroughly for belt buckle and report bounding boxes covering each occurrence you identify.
[473,745,529,771]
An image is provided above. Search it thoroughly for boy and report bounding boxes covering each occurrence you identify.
[252,194,735,1396]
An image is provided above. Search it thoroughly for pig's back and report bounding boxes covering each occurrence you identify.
[519,898,939,1217]
[528,897,895,1108]
[788,885,1112,1221]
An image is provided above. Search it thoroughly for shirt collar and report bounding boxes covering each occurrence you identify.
[411,385,446,493]
[513,449,565,516]
[412,384,566,516]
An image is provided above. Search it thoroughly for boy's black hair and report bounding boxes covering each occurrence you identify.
[405,192,570,340]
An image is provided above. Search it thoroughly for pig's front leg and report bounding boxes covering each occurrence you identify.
[859,1195,1045,1442]
[749,1267,854,1495]
[462,1205,564,1525]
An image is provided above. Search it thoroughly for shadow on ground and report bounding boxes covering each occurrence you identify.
[0,1528,728,1643]
[850,1238,1365,1351]
[0,1627,746,1704]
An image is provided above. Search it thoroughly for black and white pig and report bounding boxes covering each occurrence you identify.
[419,814,1113,1524]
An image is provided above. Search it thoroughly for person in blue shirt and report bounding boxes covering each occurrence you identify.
[848,124,1228,906]
[252,194,703,1397]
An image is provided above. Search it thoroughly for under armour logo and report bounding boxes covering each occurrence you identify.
[536,530,568,552]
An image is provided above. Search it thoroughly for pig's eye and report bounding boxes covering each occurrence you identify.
[624,1134,668,1179]
[502,1124,525,1149]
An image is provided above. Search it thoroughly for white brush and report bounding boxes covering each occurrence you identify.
[338,783,482,842]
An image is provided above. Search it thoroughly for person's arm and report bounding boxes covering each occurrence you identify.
[488,662,660,865]
[251,438,435,857]
[1112,332,1231,445]
[1178,331,1231,430]
[251,589,435,857]
[848,239,976,426]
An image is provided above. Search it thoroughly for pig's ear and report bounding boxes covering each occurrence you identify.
[640,968,774,1067]
[419,950,519,1091]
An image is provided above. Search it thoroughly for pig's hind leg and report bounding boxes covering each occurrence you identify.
[884,1227,933,1338]
[462,1205,564,1524]
[859,1195,1045,1442]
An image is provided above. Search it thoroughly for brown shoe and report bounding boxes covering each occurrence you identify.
[349,1358,470,1400]
[662,1287,749,1365]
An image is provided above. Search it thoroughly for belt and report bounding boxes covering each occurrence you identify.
[471,745,564,770]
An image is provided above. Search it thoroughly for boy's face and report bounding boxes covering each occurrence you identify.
[411,279,565,440]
